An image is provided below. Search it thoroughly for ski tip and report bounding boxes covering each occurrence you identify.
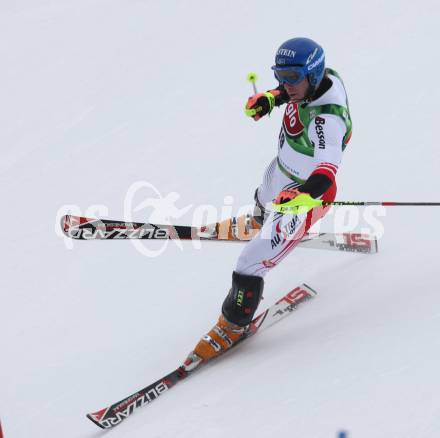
[86,412,106,429]
[60,214,86,238]
[60,214,70,236]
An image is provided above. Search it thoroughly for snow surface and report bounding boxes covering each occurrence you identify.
[1,1,440,437]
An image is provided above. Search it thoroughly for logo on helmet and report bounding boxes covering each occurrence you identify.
[306,48,318,64]
[307,53,324,71]
[277,49,296,59]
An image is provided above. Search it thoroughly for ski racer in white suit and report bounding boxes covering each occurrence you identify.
[190,37,352,363]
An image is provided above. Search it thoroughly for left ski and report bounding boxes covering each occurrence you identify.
[86,283,317,429]
[61,214,378,254]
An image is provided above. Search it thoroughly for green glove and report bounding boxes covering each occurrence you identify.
[244,91,277,121]
[272,193,323,215]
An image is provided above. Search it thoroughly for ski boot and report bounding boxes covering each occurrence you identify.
[188,271,264,364]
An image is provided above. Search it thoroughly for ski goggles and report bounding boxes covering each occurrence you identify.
[272,65,306,86]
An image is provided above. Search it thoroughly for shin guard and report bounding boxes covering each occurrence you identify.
[222,271,264,327]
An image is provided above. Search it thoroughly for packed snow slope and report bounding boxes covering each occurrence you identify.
[1,1,440,437]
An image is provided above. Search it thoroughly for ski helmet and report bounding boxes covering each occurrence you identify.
[271,37,325,92]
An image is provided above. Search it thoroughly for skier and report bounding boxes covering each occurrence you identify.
[189,37,352,363]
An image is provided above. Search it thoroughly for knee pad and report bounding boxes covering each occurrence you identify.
[222,271,264,327]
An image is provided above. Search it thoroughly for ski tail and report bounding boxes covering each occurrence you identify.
[86,283,317,429]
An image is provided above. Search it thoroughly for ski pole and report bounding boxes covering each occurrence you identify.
[273,198,440,215]
[247,72,258,94]
[323,201,440,207]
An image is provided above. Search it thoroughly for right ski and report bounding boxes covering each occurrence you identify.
[61,214,377,254]
[86,283,317,429]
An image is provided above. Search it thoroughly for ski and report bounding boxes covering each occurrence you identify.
[61,214,377,254]
[86,283,317,429]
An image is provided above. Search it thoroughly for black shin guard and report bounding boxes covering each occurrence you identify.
[222,271,264,327]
